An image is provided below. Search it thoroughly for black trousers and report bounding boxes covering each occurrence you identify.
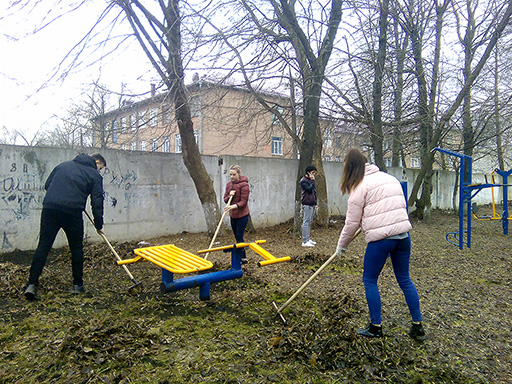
[230,214,249,258]
[28,208,84,286]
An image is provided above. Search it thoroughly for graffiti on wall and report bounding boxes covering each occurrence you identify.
[104,168,137,191]
[1,160,47,249]
[102,168,138,208]
[1,163,46,219]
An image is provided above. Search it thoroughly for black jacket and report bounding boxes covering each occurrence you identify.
[300,176,317,206]
[43,154,104,229]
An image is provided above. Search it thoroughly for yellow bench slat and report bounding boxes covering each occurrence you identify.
[133,244,213,274]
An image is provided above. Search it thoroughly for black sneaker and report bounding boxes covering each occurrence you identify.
[241,258,248,265]
[24,284,38,300]
[409,322,426,341]
[357,323,383,338]
[71,285,86,295]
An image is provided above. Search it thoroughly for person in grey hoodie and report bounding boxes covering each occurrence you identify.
[24,153,106,300]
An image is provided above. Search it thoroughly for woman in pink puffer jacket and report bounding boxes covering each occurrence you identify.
[336,149,425,341]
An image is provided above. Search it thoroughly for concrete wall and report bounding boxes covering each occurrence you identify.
[0,144,499,253]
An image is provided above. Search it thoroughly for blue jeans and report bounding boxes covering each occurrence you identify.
[362,234,422,324]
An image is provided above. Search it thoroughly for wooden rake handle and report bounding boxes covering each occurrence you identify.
[84,211,137,282]
[204,194,234,260]
[276,228,362,315]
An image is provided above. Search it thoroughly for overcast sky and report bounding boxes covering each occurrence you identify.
[0,1,159,142]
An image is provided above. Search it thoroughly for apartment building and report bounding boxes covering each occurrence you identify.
[93,79,345,160]
[93,79,453,170]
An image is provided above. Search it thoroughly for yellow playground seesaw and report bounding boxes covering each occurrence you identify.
[117,240,290,300]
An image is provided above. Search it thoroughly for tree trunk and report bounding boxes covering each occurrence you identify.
[293,82,328,230]
[114,0,221,234]
[371,0,390,172]
[391,14,408,168]
[494,44,505,171]
[408,19,434,220]
[462,3,476,189]
[167,0,220,234]
[407,0,512,218]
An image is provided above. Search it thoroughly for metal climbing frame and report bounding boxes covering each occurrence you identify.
[433,148,511,249]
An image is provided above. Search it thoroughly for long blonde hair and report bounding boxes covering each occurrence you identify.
[341,149,367,194]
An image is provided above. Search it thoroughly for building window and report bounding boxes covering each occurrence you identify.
[121,144,126,150]
[335,156,342,162]
[112,121,118,143]
[271,137,283,156]
[411,157,420,168]
[130,142,137,151]
[175,134,182,153]
[384,157,392,167]
[175,133,198,153]
[324,155,332,162]
[272,106,284,125]
[120,116,127,133]
[190,97,200,118]
[149,107,158,126]
[163,136,170,152]
[140,140,147,151]
[129,114,136,131]
[139,110,148,127]
[162,105,171,125]
[325,130,332,148]
[151,138,158,152]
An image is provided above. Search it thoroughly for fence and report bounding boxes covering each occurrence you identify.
[0,144,493,253]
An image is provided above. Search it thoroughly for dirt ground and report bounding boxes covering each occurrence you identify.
[0,209,511,383]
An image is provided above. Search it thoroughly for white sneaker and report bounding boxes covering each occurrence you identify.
[301,240,315,247]
[309,240,317,245]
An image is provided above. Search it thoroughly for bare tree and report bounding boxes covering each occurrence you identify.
[194,0,343,230]
[395,0,512,220]
[112,0,221,233]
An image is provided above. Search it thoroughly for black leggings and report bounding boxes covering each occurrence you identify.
[28,208,84,286]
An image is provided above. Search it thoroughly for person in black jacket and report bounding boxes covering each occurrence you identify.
[24,153,106,300]
[300,165,317,247]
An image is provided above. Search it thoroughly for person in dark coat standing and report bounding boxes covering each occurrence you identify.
[24,153,107,300]
[300,165,317,247]
[223,165,250,262]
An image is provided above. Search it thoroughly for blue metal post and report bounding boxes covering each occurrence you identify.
[466,155,472,248]
[505,174,509,235]
[400,181,408,210]
[160,247,245,299]
[433,147,472,249]
[495,169,512,235]
[199,282,211,301]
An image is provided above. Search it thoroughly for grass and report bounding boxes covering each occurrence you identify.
[1,210,511,383]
